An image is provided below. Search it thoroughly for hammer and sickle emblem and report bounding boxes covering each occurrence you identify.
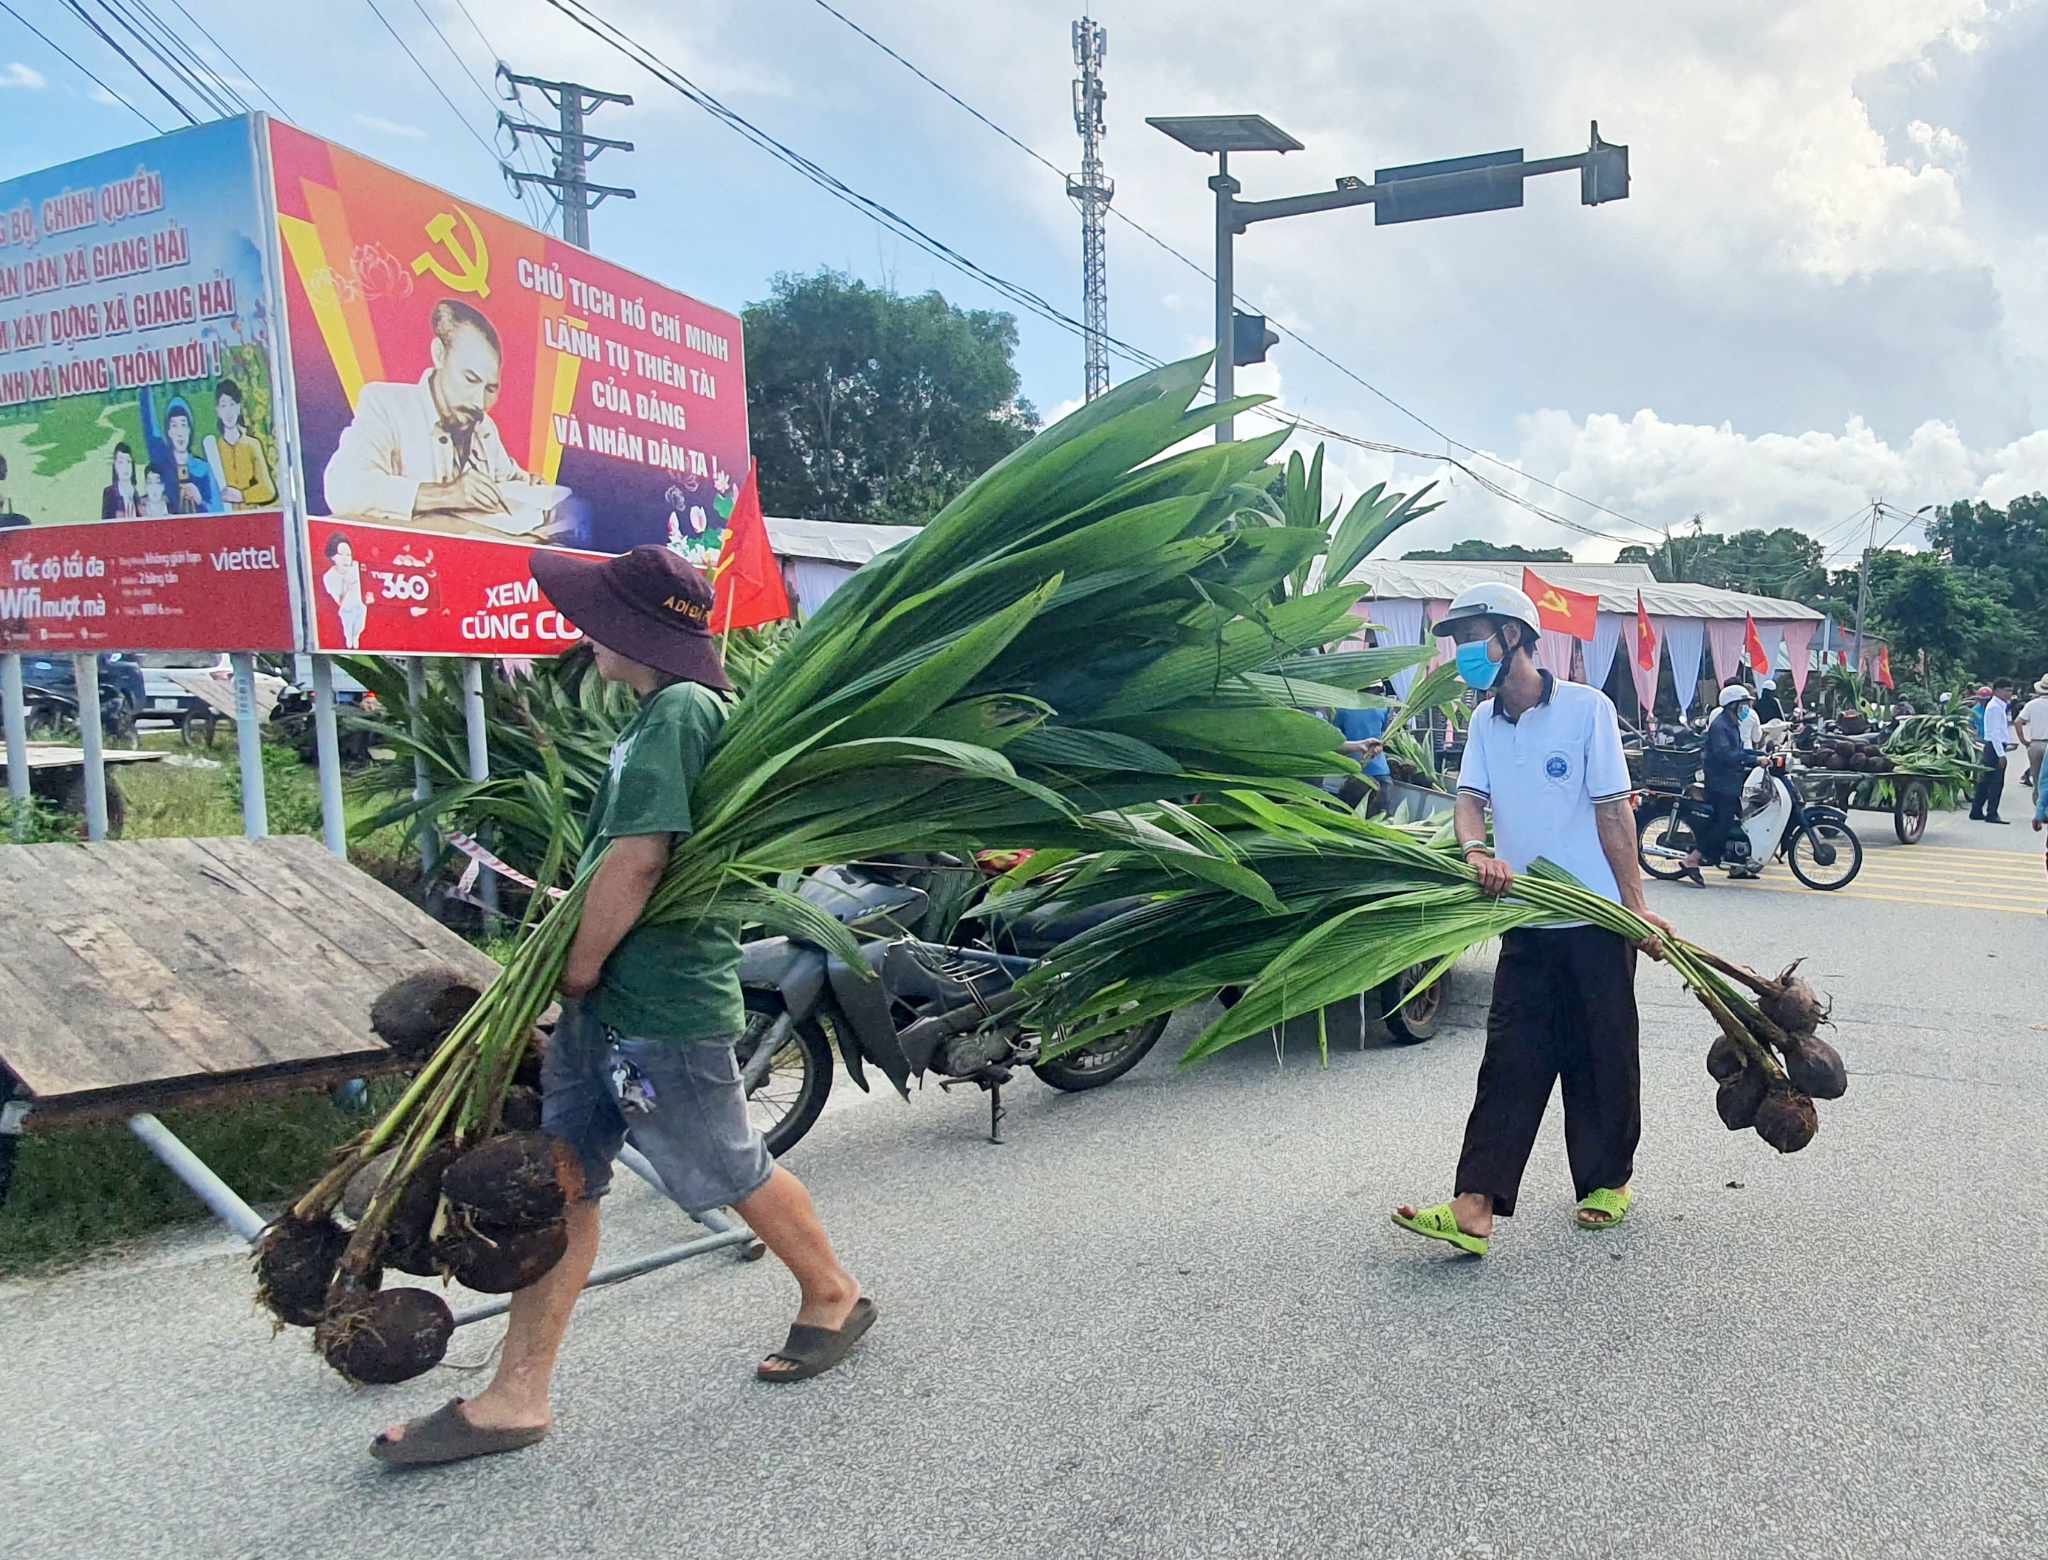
[708,549,737,583]
[411,207,491,298]
[1538,589,1569,614]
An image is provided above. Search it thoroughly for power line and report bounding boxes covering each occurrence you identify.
[160,0,293,119]
[360,0,522,213]
[95,0,243,118]
[798,0,1668,546]
[57,0,198,123]
[403,0,552,230]
[0,0,163,131]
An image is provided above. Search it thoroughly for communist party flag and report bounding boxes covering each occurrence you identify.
[1522,567,1598,641]
[711,463,791,633]
[1634,590,1658,671]
[1875,643,1895,689]
[1743,614,1771,676]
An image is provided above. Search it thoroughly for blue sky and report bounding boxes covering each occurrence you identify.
[5,0,2046,563]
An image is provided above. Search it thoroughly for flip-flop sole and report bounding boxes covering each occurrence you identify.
[1390,1211,1488,1257]
[757,1296,877,1383]
[1575,1192,1633,1231]
[369,1399,549,1467]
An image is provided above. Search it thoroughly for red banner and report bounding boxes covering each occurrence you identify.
[0,511,296,652]
[305,517,598,656]
[269,123,749,656]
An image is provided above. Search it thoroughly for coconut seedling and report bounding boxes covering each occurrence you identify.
[370,969,482,1061]
[317,1287,456,1385]
[253,1214,353,1329]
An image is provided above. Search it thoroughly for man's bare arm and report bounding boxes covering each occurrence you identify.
[1595,798,1672,954]
[560,833,670,996]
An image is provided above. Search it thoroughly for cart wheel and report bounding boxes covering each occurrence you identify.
[181,711,220,748]
[1894,779,1928,845]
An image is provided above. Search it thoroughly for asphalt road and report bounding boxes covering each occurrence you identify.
[2,800,2043,1560]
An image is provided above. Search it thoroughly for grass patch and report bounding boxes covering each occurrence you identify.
[0,1080,406,1276]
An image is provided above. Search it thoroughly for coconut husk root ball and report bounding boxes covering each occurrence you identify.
[371,969,483,1060]
[317,1288,454,1384]
[441,1132,583,1229]
[1715,1067,1768,1131]
[1754,1084,1820,1153]
[383,1140,462,1277]
[1780,1034,1848,1101]
[254,1213,351,1328]
[434,1214,569,1293]
[500,1085,544,1133]
[1705,1035,1747,1084]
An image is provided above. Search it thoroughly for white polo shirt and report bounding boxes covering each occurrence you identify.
[1456,673,1632,907]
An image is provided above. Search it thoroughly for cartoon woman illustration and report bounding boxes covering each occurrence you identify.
[101,442,138,518]
[202,378,275,508]
[138,389,218,513]
[323,533,372,649]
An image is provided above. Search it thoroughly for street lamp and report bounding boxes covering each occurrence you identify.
[1148,115,1630,441]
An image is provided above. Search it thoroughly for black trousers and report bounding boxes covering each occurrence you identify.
[1455,926,1641,1217]
[1970,743,2007,819]
[1694,787,1742,865]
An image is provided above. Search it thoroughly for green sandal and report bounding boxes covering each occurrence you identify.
[1575,1186,1633,1230]
[1391,1203,1488,1257]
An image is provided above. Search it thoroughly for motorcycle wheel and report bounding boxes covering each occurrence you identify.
[25,705,62,739]
[1635,801,1697,882]
[1786,820,1863,891]
[737,990,835,1158]
[1031,1013,1169,1092]
[1379,964,1448,1045]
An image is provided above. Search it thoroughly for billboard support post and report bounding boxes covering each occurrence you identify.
[408,658,435,881]
[461,659,498,917]
[3,655,30,833]
[72,656,109,841]
[232,653,268,839]
[310,656,347,858]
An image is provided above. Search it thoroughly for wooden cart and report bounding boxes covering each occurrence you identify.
[0,743,167,837]
[1792,767,1935,844]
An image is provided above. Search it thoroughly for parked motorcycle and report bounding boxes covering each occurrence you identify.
[21,682,136,743]
[736,859,1169,1154]
[1635,752,1862,891]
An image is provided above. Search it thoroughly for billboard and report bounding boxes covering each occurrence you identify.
[0,117,296,652]
[267,122,750,656]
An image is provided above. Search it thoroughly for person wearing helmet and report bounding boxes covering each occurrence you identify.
[1685,684,1763,883]
[1392,583,1674,1257]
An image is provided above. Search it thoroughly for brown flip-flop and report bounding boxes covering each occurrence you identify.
[369,1398,549,1467]
[757,1297,877,1383]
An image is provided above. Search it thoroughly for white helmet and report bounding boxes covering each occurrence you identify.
[1718,684,1752,709]
[1432,582,1541,639]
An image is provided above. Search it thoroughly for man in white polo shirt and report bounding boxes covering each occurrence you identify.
[1394,583,1673,1257]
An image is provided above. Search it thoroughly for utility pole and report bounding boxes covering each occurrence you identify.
[1068,14,1113,401]
[496,66,636,249]
[1851,500,1879,670]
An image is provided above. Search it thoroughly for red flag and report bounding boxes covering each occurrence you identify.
[1836,649,1849,668]
[1875,644,1894,690]
[1743,614,1771,677]
[710,463,791,634]
[1522,567,1597,641]
[1634,591,1658,672]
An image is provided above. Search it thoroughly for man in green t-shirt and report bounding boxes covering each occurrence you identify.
[374,546,871,1468]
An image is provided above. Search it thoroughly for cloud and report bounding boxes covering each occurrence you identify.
[0,62,46,90]
[88,86,122,108]
[351,113,428,141]
[1906,118,1970,168]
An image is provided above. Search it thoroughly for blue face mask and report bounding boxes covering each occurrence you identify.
[1455,638,1501,691]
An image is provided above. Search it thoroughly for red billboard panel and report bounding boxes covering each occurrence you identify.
[0,510,296,652]
[268,122,749,656]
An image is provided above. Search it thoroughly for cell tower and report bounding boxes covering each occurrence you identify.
[1068,14,1113,400]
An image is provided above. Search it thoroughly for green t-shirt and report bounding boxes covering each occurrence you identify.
[577,680,746,1043]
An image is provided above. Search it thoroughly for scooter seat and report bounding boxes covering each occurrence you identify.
[988,896,1146,957]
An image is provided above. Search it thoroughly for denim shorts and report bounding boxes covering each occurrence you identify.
[541,1000,775,1215]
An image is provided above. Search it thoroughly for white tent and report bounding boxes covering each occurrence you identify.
[765,517,919,618]
[1341,560,1825,715]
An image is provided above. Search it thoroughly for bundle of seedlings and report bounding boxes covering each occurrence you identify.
[262,355,1449,1382]
[1876,712,1984,809]
[1005,795,1844,1154]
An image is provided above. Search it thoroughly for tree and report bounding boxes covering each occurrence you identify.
[1400,540,1571,563]
[1867,554,2025,678]
[742,270,1038,524]
[1616,523,1824,598]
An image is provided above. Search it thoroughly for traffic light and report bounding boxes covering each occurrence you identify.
[1582,121,1629,205]
[1232,310,1280,366]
